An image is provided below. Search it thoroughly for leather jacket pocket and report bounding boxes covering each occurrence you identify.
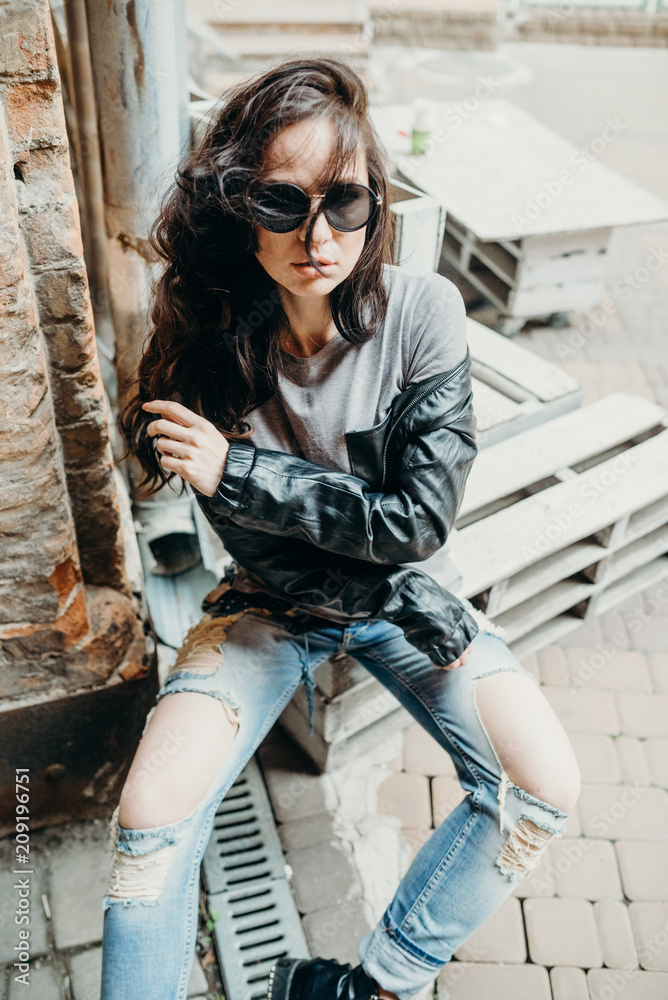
[344,408,393,491]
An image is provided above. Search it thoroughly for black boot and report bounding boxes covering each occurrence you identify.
[266,956,382,1000]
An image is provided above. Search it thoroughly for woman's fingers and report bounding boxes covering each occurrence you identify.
[142,399,200,427]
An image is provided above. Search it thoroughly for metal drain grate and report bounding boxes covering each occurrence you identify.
[202,756,310,1000]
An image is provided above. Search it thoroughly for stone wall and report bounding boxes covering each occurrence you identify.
[502,7,668,47]
[0,0,155,827]
[370,0,499,50]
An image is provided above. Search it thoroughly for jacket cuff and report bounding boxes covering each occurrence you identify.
[210,441,255,515]
[430,609,480,666]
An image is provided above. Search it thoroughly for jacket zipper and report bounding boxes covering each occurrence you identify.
[380,353,469,490]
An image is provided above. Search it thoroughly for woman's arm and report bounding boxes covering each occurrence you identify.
[197,350,477,565]
[199,518,480,667]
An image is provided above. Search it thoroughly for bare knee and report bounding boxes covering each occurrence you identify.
[118,690,240,831]
[474,670,582,815]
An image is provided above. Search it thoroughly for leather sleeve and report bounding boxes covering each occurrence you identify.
[194,518,480,666]
[198,353,478,566]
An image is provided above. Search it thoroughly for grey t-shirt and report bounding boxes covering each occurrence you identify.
[231,261,468,608]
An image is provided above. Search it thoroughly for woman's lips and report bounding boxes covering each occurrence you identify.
[291,259,336,275]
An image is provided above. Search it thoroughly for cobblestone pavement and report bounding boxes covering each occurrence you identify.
[2,40,666,1000]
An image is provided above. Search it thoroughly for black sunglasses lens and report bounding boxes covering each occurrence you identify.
[252,184,309,233]
[325,184,375,231]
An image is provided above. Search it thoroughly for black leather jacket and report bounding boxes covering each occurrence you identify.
[194,345,480,666]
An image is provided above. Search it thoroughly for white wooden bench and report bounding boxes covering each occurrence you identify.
[280,391,668,770]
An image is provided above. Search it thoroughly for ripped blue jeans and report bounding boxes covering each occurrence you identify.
[100,590,571,1000]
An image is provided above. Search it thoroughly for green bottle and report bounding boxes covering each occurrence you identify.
[412,98,433,155]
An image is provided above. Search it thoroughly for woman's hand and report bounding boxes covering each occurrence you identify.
[142,399,230,498]
[433,641,474,671]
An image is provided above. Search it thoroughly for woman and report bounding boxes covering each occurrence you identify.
[104,57,581,1000]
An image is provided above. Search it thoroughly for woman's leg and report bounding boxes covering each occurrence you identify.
[343,615,581,1000]
[100,607,340,1000]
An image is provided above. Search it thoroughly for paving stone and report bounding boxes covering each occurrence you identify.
[0,864,49,963]
[284,841,362,915]
[549,966,589,1000]
[8,958,64,1000]
[278,811,337,851]
[615,693,668,738]
[648,653,668,693]
[401,825,435,864]
[511,852,556,899]
[431,776,468,826]
[69,946,101,1000]
[616,736,652,786]
[616,841,668,901]
[376,772,432,828]
[578,784,668,840]
[302,899,373,965]
[629,903,668,970]
[518,650,541,683]
[548,837,623,900]
[523,898,603,967]
[259,741,339,822]
[564,648,653,691]
[618,613,668,653]
[563,806,582,837]
[645,739,668,788]
[537,644,568,685]
[568,732,621,784]
[453,896,526,964]
[551,616,605,649]
[187,957,209,997]
[594,900,638,970]
[587,969,668,999]
[403,723,457,776]
[48,824,111,950]
[541,685,619,734]
[436,961,552,999]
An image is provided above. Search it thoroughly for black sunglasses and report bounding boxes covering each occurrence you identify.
[247,181,382,234]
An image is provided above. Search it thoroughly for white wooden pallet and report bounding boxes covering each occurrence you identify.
[370,99,668,333]
[280,391,668,771]
[467,316,581,444]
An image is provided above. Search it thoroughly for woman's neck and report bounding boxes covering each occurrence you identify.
[278,286,338,358]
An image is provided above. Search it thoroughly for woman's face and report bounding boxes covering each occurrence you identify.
[253,117,369,299]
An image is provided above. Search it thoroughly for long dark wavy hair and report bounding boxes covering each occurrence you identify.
[118,56,394,499]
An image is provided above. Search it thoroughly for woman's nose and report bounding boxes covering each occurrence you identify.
[298,204,333,244]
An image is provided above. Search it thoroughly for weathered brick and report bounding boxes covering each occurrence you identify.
[0,5,52,79]
[34,265,90,323]
[278,811,337,852]
[259,740,338,822]
[21,198,84,267]
[4,79,66,150]
[41,316,96,373]
[524,897,603,968]
[14,143,74,210]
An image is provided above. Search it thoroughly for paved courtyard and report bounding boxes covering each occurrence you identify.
[2,39,667,1000]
